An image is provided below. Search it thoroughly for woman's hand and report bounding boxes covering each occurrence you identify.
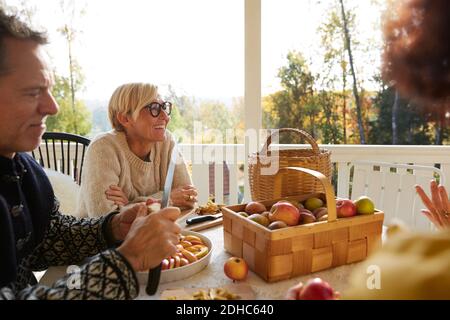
[415,181,450,229]
[170,185,198,208]
[106,185,129,207]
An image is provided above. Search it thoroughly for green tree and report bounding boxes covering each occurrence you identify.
[47,73,92,136]
[273,51,316,143]
[368,79,433,145]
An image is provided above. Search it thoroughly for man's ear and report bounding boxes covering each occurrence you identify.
[116,113,132,129]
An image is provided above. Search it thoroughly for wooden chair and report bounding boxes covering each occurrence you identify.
[341,161,445,231]
[31,132,91,185]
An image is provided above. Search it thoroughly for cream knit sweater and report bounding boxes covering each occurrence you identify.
[76,130,192,218]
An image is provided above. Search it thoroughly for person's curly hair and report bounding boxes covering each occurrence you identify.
[382,0,450,106]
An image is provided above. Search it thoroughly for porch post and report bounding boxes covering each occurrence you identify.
[244,0,261,202]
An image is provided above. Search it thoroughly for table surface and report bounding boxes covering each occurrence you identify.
[40,223,385,300]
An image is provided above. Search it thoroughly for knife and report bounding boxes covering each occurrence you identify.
[186,213,222,225]
[145,146,178,296]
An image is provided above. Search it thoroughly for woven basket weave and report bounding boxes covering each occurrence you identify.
[223,167,384,282]
[248,128,332,201]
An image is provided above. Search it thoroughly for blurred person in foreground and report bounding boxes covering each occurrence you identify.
[287,0,450,300]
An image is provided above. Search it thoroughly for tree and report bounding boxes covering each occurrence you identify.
[272,51,316,143]
[338,0,365,144]
[48,72,92,136]
[57,0,87,134]
[368,78,434,145]
[318,8,350,143]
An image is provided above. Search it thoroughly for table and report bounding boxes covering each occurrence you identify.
[40,225,384,300]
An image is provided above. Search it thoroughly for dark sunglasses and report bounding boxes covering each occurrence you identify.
[144,101,172,117]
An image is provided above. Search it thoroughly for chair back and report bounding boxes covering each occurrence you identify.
[346,161,445,231]
[31,132,91,185]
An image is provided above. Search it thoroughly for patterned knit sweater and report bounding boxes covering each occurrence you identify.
[0,153,138,300]
[76,130,192,218]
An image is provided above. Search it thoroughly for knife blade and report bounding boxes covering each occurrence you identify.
[186,213,222,225]
[146,146,178,296]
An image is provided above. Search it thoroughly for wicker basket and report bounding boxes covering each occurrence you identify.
[222,167,384,283]
[248,128,332,201]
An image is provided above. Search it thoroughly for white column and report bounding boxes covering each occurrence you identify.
[244,0,261,202]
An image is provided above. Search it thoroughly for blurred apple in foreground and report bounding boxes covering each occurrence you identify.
[298,278,336,300]
[269,201,300,226]
[224,257,248,281]
[336,199,357,218]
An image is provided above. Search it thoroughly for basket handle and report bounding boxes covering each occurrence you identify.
[260,128,320,155]
[274,167,337,222]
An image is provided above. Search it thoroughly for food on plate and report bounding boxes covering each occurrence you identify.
[224,257,248,281]
[161,234,209,270]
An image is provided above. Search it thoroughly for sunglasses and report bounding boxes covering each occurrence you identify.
[144,101,172,117]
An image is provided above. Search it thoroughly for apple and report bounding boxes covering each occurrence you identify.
[245,201,267,214]
[224,257,248,281]
[238,212,249,218]
[313,207,328,220]
[304,197,324,211]
[299,209,316,224]
[247,214,270,227]
[354,196,375,215]
[298,278,336,300]
[260,211,271,219]
[268,221,288,230]
[269,201,301,226]
[336,199,357,218]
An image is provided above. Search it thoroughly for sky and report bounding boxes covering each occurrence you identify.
[3,0,384,104]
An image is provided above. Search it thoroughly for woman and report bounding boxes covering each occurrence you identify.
[76,83,197,218]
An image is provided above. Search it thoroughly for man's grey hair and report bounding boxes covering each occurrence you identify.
[0,8,48,75]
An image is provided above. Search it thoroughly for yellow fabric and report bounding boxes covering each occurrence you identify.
[345,230,450,300]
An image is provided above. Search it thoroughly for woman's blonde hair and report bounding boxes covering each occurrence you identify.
[108,83,159,131]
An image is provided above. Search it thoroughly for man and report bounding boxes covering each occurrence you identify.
[0,9,180,300]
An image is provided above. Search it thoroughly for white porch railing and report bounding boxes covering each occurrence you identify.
[33,142,450,208]
[178,144,450,205]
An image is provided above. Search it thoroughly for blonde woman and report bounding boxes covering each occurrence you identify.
[76,83,197,218]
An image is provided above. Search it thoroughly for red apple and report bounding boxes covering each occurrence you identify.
[298,278,335,300]
[224,257,248,281]
[269,201,300,226]
[336,199,357,218]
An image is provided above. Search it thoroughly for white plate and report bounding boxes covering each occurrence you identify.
[137,230,213,284]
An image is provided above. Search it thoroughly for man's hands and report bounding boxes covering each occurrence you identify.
[116,204,181,271]
[170,185,198,208]
[415,181,450,229]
